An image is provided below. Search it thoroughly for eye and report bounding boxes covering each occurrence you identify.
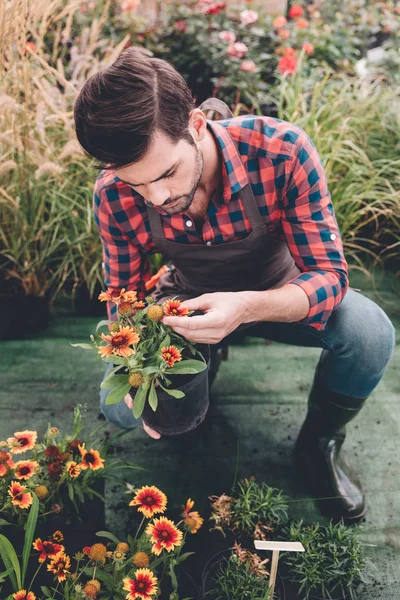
[165,168,177,179]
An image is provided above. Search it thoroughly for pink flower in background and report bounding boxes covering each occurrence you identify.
[240,10,259,25]
[175,20,188,32]
[121,0,141,12]
[302,42,314,54]
[289,4,304,19]
[219,30,236,43]
[278,28,290,39]
[240,59,257,72]
[197,0,226,14]
[296,18,309,28]
[227,42,249,58]
[273,15,287,28]
[278,54,298,75]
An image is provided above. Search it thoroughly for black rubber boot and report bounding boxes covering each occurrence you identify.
[294,379,367,522]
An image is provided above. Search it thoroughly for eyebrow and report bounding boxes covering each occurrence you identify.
[118,162,179,187]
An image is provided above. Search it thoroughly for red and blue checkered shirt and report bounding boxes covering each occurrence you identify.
[93,115,348,330]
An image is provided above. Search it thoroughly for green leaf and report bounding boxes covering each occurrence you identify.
[166,359,207,374]
[100,374,129,390]
[148,380,158,412]
[142,366,160,375]
[100,355,127,366]
[175,551,195,564]
[158,334,171,352]
[95,319,113,332]
[0,566,14,582]
[40,586,54,598]
[70,343,96,351]
[96,531,121,544]
[22,494,39,585]
[0,534,21,591]
[0,519,11,527]
[158,382,185,399]
[105,382,132,405]
[132,385,147,419]
[68,483,74,503]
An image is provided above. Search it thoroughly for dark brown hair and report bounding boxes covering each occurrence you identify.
[74,47,195,170]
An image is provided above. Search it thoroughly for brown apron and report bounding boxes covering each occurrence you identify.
[148,99,300,329]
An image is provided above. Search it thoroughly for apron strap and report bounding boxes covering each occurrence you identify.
[198,98,234,120]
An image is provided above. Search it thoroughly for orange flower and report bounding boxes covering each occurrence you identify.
[66,461,81,478]
[273,15,287,28]
[7,431,37,454]
[278,54,298,74]
[13,591,36,600]
[123,569,158,600]
[32,538,64,563]
[296,17,309,28]
[146,517,183,555]
[129,485,167,519]
[162,299,189,317]
[161,345,182,368]
[0,451,15,476]
[52,530,64,542]
[302,42,314,54]
[47,552,71,582]
[78,444,105,471]
[278,28,290,40]
[289,4,304,18]
[182,498,204,534]
[98,325,140,358]
[8,481,33,509]
[14,460,39,481]
[98,288,128,305]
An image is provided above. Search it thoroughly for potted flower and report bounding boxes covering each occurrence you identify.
[202,542,285,600]
[209,478,289,545]
[0,485,204,600]
[72,288,209,436]
[280,520,373,600]
[0,405,138,553]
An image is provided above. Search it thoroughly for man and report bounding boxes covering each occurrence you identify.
[74,47,395,521]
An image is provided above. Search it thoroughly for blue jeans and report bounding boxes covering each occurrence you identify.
[99,289,396,430]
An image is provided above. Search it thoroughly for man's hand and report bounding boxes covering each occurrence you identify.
[124,393,161,439]
[161,292,249,344]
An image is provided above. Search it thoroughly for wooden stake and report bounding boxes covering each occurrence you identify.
[269,549,280,593]
[254,540,305,598]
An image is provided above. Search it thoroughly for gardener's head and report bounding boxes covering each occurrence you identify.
[74,47,208,214]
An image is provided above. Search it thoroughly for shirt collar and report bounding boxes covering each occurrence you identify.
[207,119,249,204]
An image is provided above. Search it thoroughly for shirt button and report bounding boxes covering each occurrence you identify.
[206,241,212,246]
[185,220,193,227]
[330,233,337,241]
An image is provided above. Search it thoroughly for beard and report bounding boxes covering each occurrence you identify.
[160,145,204,215]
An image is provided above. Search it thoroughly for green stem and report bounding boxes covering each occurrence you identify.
[28,560,44,593]
[133,515,146,545]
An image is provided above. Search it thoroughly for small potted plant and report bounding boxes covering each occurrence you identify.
[72,288,209,436]
[202,542,285,600]
[281,520,373,600]
[0,484,203,599]
[0,405,138,552]
[209,478,289,545]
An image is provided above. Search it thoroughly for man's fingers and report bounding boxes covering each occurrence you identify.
[143,422,161,439]
[162,312,218,330]
[124,393,133,409]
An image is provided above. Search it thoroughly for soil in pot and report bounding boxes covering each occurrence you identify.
[141,343,211,436]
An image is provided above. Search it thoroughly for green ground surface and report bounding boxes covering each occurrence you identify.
[0,270,399,599]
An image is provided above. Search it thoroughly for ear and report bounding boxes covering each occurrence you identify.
[189,108,207,142]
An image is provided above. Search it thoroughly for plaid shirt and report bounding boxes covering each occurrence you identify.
[93,115,348,330]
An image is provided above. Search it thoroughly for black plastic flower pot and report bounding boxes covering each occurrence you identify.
[140,343,211,437]
[282,577,350,600]
[0,294,50,339]
[201,548,286,600]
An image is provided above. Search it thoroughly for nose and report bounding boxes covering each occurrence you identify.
[145,182,171,207]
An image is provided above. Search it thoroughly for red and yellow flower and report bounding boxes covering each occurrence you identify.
[14,460,39,481]
[146,517,183,555]
[162,299,189,317]
[129,485,167,519]
[182,498,204,534]
[98,288,130,305]
[7,431,37,454]
[52,530,64,543]
[8,481,33,509]
[33,538,64,563]
[288,3,304,18]
[160,346,182,368]
[12,591,36,600]
[123,569,158,600]
[66,461,81,478]
[47,552,71,581]
[0,451,15,476]
[78,444,105,471]
[98,325,140,358]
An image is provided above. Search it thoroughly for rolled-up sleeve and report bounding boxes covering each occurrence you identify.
[282,130,348,330]
[93,186,151,321]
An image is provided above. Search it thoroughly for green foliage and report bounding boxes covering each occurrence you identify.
[281,520,371,600]
[210,552,273,600]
